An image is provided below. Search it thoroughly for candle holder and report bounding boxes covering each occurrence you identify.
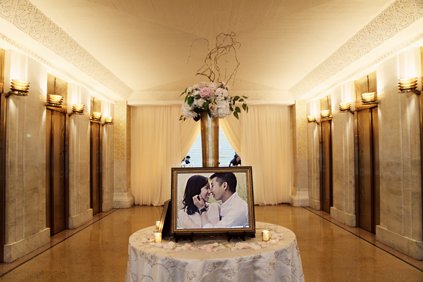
[154,232,162,243]
[262,230,270,241]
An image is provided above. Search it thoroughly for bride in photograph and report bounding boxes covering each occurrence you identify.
[177,175,220,229]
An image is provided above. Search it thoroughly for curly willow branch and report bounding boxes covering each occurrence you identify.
[196,32,241,85]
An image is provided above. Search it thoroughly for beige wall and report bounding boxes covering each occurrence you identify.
[2,50,116,262]
[3,52,50,262]
[306,47,423,259]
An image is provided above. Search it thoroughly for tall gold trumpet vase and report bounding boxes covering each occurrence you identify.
[200,112,219,167]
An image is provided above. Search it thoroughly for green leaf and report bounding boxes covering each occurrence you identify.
[242,103,247,111]
[234,111,239,119]
[187,96,194,106]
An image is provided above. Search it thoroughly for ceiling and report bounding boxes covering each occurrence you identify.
[27,0,396,104]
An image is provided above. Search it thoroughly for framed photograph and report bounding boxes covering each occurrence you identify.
[170,166,255,237]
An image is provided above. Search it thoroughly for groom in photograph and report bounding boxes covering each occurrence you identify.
[198,172,249,228]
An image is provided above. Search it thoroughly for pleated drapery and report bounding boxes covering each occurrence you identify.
[130,104,293,205]
[239,105,293,204]
[130,105,198,205]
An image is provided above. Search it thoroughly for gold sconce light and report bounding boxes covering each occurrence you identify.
[398,77,420,94]
[361,75,377,104]
[320,109,331,118]
[10,79,30,96]
[47,78,63,107]
[339,102,351,111]
[307,115,317,123]
[361,92,376,103]
[104,116,113,124]
[47,94,63,107]
[91,111,102,121]
[72,104,85,114]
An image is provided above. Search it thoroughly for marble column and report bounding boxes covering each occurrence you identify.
[375,56,423,260]
[308,122,321,210]
[102,123,114,211]
[113,101,133,208]
[330,110,356,226]
[291,101,310,206]
[68,114,92,228]
[3,55,50,262]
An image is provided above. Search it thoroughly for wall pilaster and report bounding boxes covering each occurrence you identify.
[113,101,133,208]
[291,101,309,206]
[68,114,92,228]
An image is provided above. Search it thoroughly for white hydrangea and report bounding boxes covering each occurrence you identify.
[181,103,198,119]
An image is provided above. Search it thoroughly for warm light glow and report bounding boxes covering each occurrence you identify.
[92,111,102,121]
[10,51,28,83]
[262,230,270,241]
[154,232,162,243]
[361,92,376,103]
[307,115,316,122]
[397,47,419,80]
[72,104,85,113]
[104,116,113,123]
[48,94,63,105]
[320,109,330,118]
[398,77,418,92]
[339,102,351,111]
[10,79,30,95]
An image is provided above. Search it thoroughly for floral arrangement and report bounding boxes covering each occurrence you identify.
[180,32,248,121]
[180,82,248,121]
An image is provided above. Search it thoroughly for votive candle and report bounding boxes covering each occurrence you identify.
[155,220,160,231]
[154,232,162,243]
[262,230,270,241]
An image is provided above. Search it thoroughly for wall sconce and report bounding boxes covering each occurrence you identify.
[307,115,317,123]
[361,75,377,103]
[339,102,352,111]
[91,111,102,121]
[72,104,85,114]
[104,116,113,124]
[47,78,64,107]
[398,77,419,94]
[320,109,331,118]
[47,94,63,107]
[361,92,376,103]
[10,79,30,96]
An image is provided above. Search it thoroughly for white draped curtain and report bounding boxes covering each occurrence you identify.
[222,105,293,204]
[130,105,199,205]
[131,104,293,206]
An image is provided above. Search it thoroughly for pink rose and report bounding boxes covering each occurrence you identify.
[199,86,214,98]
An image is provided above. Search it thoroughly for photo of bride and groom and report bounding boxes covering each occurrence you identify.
[176,171,250,230]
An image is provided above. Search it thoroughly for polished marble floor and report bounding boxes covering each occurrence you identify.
[1,205,422,281]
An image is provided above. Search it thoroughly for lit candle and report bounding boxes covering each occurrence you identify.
[155,220,160,231]
[262,230,270,241]
[154,232,162,243]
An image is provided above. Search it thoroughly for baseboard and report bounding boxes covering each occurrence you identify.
[3,228,50,263]
[330,206,356,226]
[113,192,134,208]
[68,208,93,229]
[290,190,309,207]
[376,225,423,260]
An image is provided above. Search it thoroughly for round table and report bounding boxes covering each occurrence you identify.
[126,222,304,282]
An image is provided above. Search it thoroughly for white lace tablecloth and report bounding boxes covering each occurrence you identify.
[126,222,304,282]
